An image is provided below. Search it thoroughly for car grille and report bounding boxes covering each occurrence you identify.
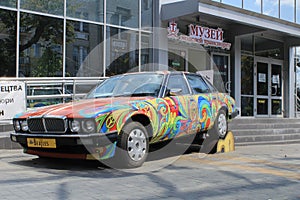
[27,117,67,133]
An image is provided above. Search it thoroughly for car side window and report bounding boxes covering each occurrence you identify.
[186,74,210,94]
[167,74,190,95]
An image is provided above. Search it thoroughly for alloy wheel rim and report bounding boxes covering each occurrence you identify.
[218,114,227,137]
[127,128,147,161]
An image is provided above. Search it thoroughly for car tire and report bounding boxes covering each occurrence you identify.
[116,121,149,168]
[215,109,228,139]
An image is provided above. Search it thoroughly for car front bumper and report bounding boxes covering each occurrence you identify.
[10,132,118,160]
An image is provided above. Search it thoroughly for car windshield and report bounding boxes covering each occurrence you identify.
[86,73,164,99]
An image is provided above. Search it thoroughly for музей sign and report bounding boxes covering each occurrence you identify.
[168,20,231,50]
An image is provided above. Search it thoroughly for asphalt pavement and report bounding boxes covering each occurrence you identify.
[0,144,299,200]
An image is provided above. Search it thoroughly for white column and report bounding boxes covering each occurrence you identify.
[234,36,241,115]
[288,47,296,118]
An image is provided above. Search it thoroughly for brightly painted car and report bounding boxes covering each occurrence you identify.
[11,71,238,168]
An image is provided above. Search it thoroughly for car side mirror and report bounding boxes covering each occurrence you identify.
[169,88,182,96]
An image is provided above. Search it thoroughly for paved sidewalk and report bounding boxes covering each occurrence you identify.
[0,144,299,200]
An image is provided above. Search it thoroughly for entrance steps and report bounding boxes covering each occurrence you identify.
[229,118,300,146]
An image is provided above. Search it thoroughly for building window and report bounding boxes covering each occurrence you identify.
[106,0,139,28]
[19,13,63,77]
[263,0,279,18]
[66,21,104,77]
[0,0,156,78]
[140,33,153,71]
[67,0,104,23]
[222,0,242,8]
[243,0,261,13]
[280,0,295,22]
[106,28,139,76]
[297,0,300,23]
[0,9,17,77]
[142,0,153,28]
[0,0,16,8]
[241,55,254,116]
[20,0,64,16]
[255,37,284,60]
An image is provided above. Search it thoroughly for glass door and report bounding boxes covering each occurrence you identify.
[255,58,283,117]
[212,53,230,94]
[270,64,282,116]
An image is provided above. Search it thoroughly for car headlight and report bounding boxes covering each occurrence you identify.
[82,120,96,133]
[13,120,21,131]
[69,119,96,133]
[70,120,81,132]
[20,120,29,132]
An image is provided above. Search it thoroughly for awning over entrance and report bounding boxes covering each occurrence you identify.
[161,0,300,46]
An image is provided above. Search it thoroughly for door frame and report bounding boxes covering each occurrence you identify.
[254,57,284,117]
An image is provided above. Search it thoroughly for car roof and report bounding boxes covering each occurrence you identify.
[108,71,195,78]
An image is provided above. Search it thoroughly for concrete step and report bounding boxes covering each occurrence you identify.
[231,128,300,136]
[235,139,300,146]
[234,133,300,143]
[229,123,300,130]
[230,118,300,145]
[230,118,300,124]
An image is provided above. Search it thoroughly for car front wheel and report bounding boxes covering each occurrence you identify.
[117,121,149,168]
[215,110,228,139]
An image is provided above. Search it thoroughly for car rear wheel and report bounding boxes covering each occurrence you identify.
[215,110,228,139]
[117,121,149,168]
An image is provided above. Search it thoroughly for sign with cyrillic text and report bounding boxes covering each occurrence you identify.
[0,81,26,120]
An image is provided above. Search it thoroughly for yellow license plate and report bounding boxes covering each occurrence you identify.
[27,138,56,148]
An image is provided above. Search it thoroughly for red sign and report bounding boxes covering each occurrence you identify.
[167,21,231,50]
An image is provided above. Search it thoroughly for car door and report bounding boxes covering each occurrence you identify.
[160,73,193,139]
[185,74,217,132]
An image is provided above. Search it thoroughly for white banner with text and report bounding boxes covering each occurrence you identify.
[0,81,26,120]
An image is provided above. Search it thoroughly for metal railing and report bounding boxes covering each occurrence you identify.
[296,94,300,117]
[1,77,107,110]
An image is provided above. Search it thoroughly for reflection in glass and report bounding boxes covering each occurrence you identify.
[222,0,242,8]
[263,0,279,18]
[272,99,282,115]
[296,47,300,111]
[140,33,154,71]
[241,97,253,116]
[241,55,253,95]
[19,13,63,77]
[66,21,104,77]
[0,0,16,8]
[213,54,229,93]
[106,0,139,28]
[297,0,300,23]
[168,49,186,71]
[0,10,16,77]
[241,36,253,55]
[257,62,268,96]
[142,0,153,28]
[257,98,268,115]
[106,28,139,76]
[255,37,284,59]
[280,1,295,22]
[243,0,261,13]
[271,64,282,97]
[67,0,104,22]
[20,0,64,16]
